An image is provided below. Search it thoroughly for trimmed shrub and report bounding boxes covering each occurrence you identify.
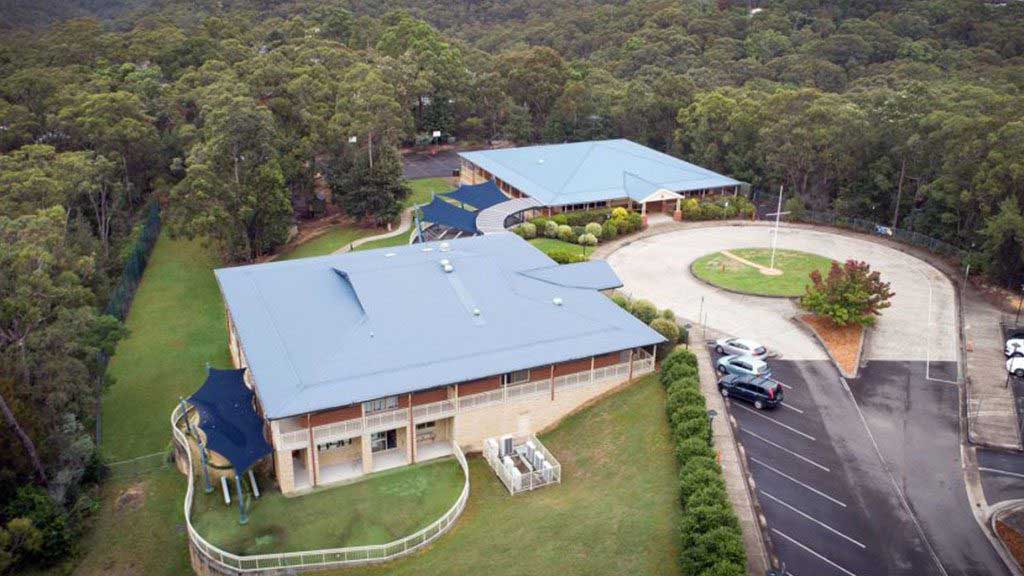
[671,404,709,428]
[682,527,746,576]
[700,203,725,220]
[681,198,702,220]
[686,483,729,510]
[543,220,559,238]
[610,294,630,310]
[676,436,715,462]
[722,203,738,219]
[629,299,658,324]
[529,217,549,229]
[662,348,698,376]
[601,220,618,240]
[562,208,611,227]
[578,233,598,246]
[552,213,568,225]
[557,224,574,242]
[546,249,588,264]
[649,318,680,359]
[584,222,603,239]
[519,222,537,239]
[674,416,709,442]
[696,560,746,576]
[679,503,739,536]
[611,206,629,220]
[661,308,675,321]
[679,468,726,503]
[627,212,643,230]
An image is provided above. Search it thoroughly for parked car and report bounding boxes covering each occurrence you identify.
[1009,356,1024,378]
[718,374,784,410]
[716,355,771,378]
[714,337,768,359]
[1006,338,1024,358]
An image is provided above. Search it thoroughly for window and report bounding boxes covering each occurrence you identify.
[620,349,633,363]
[370,430,398,452]
[363,396,398,415]
[415,421,436,431]
[503,369,531,386]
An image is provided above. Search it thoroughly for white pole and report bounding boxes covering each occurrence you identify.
[770,185,783,271]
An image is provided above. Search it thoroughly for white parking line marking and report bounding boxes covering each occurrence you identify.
[761,490,866,549]
[735,404,816,441]
[780,402,805,414]
[749,457,846,508]
[772,528,861,576]
[979,466,1024,480]
[740,428,831,472]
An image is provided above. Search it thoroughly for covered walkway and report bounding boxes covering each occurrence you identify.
[476,197,543,234]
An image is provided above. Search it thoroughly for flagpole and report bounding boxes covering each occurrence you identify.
[770,185,783,271]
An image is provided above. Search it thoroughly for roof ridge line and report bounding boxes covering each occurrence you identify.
[552,140,599,197]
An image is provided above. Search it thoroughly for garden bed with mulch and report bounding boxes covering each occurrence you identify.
[996,510,1024,571]
[799,314,865,377]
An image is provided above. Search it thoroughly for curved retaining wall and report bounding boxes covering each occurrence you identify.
[170,405,470,575]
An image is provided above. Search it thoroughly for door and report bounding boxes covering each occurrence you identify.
[371,429,398,452]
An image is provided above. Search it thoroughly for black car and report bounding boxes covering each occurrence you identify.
[718,374,784,410]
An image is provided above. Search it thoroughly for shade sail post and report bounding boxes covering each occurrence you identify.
[199,442,214,494]
[179,397,192,435]
[235,473,248,525]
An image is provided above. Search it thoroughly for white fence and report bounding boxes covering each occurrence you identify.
[483,434,562,495]
[171,405,470,574]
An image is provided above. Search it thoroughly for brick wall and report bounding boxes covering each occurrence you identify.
[308,405,361,427]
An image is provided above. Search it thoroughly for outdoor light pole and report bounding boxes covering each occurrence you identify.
[199,443,213,494]
[706,409,718,446]
[766,185,790,271]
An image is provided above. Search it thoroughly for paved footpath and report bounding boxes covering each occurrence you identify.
[964,286,1021,450]
[332,206,414,254]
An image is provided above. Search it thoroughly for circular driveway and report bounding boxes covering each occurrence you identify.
[607,224,957,364]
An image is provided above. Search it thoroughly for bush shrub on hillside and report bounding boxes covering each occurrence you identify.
[578,232,598,246]
[649,317,680,359]
[557,224,574,242]
[629,299,658,323]
[543,220,559,238]
[584,222,603,238]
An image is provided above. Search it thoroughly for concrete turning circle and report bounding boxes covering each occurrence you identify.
[607,224,958,364]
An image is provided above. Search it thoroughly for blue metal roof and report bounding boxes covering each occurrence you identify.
[215,235,665,419]
[459,139,742,207]
[419,196,479,234]
[442,180,509,210]
[189,368,273,473]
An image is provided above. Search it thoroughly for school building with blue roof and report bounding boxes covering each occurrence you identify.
[216,233,664,495]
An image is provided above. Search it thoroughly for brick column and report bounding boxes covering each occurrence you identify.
[407,394,415,464]
[549,365,555,401]
[361,433,373,474]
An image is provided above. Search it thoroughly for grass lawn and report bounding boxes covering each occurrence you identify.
[277,226,377,261]
[528,237,592,259]
[192,459,463,555]
[406,177,454,208]
[691,248,833,297]
[337,375,680,576]
[100,235,231,462]
[354,229,415,252]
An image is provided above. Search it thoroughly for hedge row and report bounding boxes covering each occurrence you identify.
[660,348,746,576]
[678,197,755,221]
[610,295,686,359]
[514,207,644,246]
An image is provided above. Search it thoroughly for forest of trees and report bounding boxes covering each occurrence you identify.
[1,0,1024,570]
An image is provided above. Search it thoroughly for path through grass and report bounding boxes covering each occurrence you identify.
[528,237,593,259]
[692,248,833,297]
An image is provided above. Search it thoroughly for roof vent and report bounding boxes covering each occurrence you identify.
[439,242,451,252]
[538,158,545,164]
[384,252,396,258]
[472,307,481,316]
[440,259,454,273]
[552,297,563,306]
[421,246,433,252]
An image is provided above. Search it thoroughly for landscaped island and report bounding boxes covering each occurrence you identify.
[691,248,834,297]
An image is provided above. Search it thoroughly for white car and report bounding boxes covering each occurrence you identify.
[1006,338,1024,358]
[714,337,768,359]
[1008,356,1024,378]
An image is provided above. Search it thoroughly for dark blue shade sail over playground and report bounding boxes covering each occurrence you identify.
[190,368,272,474]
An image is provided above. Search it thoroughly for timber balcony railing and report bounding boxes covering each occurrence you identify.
[171,404,470,574]
[272,351,656,451]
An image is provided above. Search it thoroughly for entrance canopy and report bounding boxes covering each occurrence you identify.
[420,197,479,234]
[442,180,508,211]
[189,368,272,474]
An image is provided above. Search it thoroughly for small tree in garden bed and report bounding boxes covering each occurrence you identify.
[800,260,894,326]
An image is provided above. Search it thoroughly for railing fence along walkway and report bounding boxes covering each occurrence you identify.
[271,350,656,450]
[171,405,470,575]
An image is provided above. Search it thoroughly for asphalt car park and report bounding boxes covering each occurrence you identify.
[710,350,940,576]
[401,149,461,179]
[978,447,1024,505]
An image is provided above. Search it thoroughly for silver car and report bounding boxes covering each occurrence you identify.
[714,337,768,359]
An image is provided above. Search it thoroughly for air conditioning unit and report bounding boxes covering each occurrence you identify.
[533,451,545,471]
[500,435,514,458]
[524,441,536,464]
[542,460,554,482]
[503,455,516,475]
[484,438,498,459]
